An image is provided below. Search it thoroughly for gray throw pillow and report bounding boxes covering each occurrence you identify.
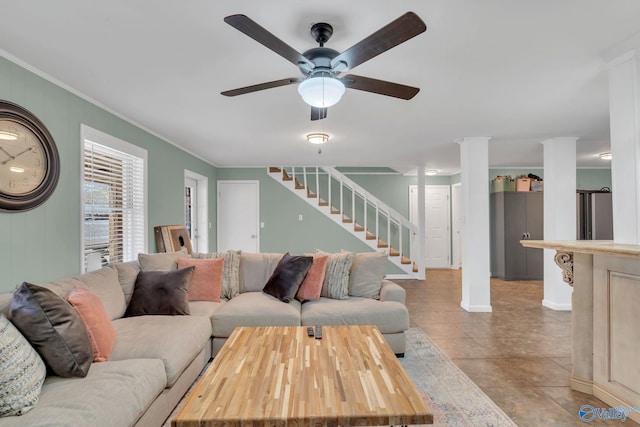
[263,255,313,303]
[316,249,356,300]
[0,314,46,416]
[10,282,93,378]
[124,267,194,316]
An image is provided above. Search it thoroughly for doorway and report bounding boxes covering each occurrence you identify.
[451,183,462,269]
[409,185,451,269]
[184,170,208,252]
[217,180,260,252]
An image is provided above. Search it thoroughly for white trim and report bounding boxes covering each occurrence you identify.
[451,182,462,269]
[0,49,217,167]
[607,49,637,69]
[385,274,415,280]
[80,124,148,271]
[184,170,209,252]
[542,299,572,311]
[460,302,493,312]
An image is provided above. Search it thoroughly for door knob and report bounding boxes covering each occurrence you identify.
[251,234,256,239]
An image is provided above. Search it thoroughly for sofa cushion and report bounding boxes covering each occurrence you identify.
[124,267,194,317]
[263,255,313,303]
[316,250,355,300]
[67,286,116,362]
[73,266,127,320]
[239,252,285,292]
[211,292,301,337]
[177,257,224,302]
[10,283,93,378]
[296,254,328,302]
[138,251,189,271]
[0,358,166,427]
[300,297,410,334]
[192,251,241,300]
[347,251,387,299]
[112,260,141,305]
[110,315,211,386]
[0,314,46,417]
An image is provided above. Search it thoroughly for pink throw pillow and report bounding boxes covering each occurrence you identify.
[177,257,224,302]
[296,255,329,301]
[67,286,116,362]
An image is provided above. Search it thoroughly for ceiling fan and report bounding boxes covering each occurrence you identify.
[221,12,427,120]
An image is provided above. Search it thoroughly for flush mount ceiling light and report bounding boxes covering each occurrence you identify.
[298,73,346,108]
[0,130,18,140]
[306,132,329,145]
[599,152,612,160]
[425,169,438,176]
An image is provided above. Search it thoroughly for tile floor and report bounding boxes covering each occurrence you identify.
[393,269,639,427]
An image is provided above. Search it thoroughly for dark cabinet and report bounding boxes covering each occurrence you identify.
[490,192,543,280]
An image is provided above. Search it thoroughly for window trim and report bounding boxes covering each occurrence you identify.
[80,124,148,271]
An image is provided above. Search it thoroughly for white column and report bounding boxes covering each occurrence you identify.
[416,165,426,280]
[608,51,640,244]
[458,137,492,312]
[542,137,577,310]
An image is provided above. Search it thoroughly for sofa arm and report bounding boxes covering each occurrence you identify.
[379,280,406,304]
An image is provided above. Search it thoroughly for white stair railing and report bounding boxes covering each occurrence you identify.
[267,166,418,276]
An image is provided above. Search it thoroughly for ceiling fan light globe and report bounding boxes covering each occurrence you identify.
[298,76,345,108]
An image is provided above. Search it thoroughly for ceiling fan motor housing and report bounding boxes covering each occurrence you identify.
[300,47,340,75]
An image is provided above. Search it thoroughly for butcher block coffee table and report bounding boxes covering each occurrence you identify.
[172,325,432,427]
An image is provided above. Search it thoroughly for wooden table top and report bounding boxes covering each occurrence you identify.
[172,325,433,427]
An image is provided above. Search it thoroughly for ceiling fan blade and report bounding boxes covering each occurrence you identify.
[311,107,327,121]
[342,74,420,100]
[331,12,426,71]
[224,14,314,70]
[221,78,300,97]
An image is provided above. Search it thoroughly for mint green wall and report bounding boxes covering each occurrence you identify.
[0,57,216,292]
[216,168,406,274]
[489,168,612,190]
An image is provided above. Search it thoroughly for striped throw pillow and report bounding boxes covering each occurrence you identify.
[316,249,356,300]
[0,314,46,417]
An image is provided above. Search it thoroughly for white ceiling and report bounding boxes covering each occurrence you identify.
[2,1,640,174]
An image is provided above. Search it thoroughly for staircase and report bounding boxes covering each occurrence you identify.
[267,166,419,276]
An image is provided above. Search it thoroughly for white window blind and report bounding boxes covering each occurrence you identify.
[82,129,146,271]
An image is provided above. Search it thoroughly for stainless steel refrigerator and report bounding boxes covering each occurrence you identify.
[576,190,613,240]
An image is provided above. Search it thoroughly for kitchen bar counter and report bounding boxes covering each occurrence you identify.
[521,240,640,422]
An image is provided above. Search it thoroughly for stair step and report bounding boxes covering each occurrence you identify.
[330,206,341,214]
[282,170,293,181]
[413,262,419,273]
[401,256,412,265]
[378,240,389,248]
[354,224,365,232]
[366,231,377,240]
[318,198,329,207]
[306,187,317,198]
[295,179,305,190]
[268,167,281,173]
[389,248,400,257]
[342,215,353,224]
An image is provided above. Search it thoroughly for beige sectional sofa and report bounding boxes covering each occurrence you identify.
[0,251,409,427]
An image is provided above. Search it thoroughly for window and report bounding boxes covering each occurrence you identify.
[81,125,147,271]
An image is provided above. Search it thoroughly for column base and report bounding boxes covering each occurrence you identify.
[571,375,593,394]
[459,301,492,312]
[542,299,572,311]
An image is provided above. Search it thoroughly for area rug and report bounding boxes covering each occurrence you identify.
[165,327,516,426]
[401,327,516,426]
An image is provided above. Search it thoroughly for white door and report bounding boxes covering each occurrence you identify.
[185,177,199,251]
[451,183,462,269]
[217,180,259,252]
[410,185,451,269]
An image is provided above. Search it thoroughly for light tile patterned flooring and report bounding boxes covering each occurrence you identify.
[392,269,639,427]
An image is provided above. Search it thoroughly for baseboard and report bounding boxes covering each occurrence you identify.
[460,301,492,312]
[542,299,572,311]
[593,383,640,423]
[386,274,416,280]
[571,375,593,394]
